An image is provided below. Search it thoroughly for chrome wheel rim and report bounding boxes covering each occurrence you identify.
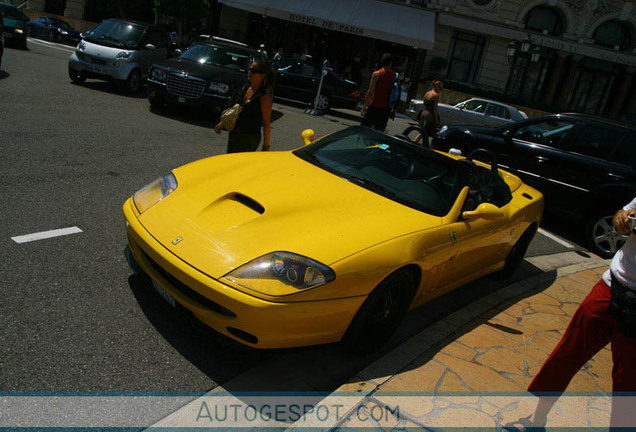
[592,215,628,256]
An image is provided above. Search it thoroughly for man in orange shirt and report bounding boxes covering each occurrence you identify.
[360,53,397,131]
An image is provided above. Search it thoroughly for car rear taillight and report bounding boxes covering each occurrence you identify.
[347,89,360,98]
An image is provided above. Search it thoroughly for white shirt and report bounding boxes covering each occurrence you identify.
[603,197,636,290]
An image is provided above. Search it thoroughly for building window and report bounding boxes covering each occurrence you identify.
[593,20,632,51]
[446,31,485,84]
[524,6,563,36]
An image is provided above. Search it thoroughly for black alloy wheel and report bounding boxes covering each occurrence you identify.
[343,268,417,355]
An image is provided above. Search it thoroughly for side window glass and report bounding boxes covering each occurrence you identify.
[300,62,317,77]
[514,120,575,147]
[147,30,166,49]
[609,135,636,169]
[486,104,507,119]
[571,126,621,160]
[464,100,486,113]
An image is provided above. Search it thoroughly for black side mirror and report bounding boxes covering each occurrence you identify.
[502,129,513,140]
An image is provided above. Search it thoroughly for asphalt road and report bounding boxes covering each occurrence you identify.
[0,38,585,393]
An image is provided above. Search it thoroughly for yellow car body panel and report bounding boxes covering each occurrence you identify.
[123,129,543,349]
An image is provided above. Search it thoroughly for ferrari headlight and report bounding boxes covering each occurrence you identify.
[133,173,177,214]
[208,81,229,94]
[151,68,167,81]
[222,252,335,296]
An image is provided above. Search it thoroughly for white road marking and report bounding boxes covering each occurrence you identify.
[538,227,575,249]
[11,227,83,244]
[28,37,76,53]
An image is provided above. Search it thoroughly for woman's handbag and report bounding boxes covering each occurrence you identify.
[220,103,243,131]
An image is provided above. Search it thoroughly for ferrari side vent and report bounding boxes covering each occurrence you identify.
[233,193,265,214]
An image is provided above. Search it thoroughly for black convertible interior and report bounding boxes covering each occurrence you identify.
[295,126,512,217]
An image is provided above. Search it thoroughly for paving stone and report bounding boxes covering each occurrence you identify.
[517,312,571,332]
[476,347,528,376]
[542,279,588,303]
[434,352,522,392]
[440,341,477,362]
[524,291,563,306]
[377,360,446,393]
[420,405,497,428]
[516,341,553,365]
[438,370,472,392]
[455,325,520,349]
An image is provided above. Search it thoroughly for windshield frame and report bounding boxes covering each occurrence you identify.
[294,126,460,216]
[179,43,255,72]
[84,20,147,49]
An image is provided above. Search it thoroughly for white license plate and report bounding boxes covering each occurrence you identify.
[178,96,185,103]
[152,279,176,307]
[86,64,107,74]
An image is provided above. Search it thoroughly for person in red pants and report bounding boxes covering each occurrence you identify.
[507,199,636,431]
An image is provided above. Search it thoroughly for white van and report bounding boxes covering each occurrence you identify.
[68,19,171,93]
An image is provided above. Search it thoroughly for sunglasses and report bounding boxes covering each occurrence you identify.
[248,67,264,74]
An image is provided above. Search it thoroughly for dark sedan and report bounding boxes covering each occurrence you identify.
[147,37,262,115]
[27,16,83,44]
[433,113,636,258]
[0,1,28,49]
[271,58,360,111]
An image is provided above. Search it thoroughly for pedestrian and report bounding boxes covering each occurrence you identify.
[214,59,275,153]
[414,80,443,146]
[273,47,284,61]
[505,199,636,431]
[258,44,268,59]
[360,53,397,131]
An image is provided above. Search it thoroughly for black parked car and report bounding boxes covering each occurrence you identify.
[0,15,4,69]
[434,113,636,258]
[147,37,263,114]
[27,16,83,45]
[271,57,360,111]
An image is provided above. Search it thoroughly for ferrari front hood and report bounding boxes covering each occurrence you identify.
[138,151,439,279]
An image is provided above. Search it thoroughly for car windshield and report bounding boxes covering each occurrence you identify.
[50,18,73,30]
[294,127,462,216]
[84,21,145,49]
[180,44,251,72]
[0,4,28,20]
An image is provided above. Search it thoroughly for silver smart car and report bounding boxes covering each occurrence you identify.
[68,19,171,93]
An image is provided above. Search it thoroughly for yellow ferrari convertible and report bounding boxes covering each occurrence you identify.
[123,126,543,353]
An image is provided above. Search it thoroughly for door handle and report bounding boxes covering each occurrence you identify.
[607,173,625,181]
[536,156,550,163]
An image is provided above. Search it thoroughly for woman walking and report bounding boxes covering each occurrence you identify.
[415,80,443,146]
[215,59,275,153]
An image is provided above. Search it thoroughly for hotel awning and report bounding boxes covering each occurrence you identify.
[218,0,436,49]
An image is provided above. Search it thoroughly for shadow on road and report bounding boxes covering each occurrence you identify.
[70,80,149,99]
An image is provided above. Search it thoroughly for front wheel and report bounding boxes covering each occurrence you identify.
[585,211,627,258]
[342,268,417,355]
[124,69,141,94]
[69,68,86,83]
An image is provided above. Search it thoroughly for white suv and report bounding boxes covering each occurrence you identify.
[68,19,171,93]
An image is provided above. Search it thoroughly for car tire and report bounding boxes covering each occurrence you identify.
[585,211,628,258]
[342,268,417,355]
[48,31,58,42]
[494,224,537,279]
[315,94,331,111]
[69,68,86,84]
[124,69,141,94]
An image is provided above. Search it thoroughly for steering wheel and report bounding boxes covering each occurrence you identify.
[467,148,499,179]
[394,125,429,148]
